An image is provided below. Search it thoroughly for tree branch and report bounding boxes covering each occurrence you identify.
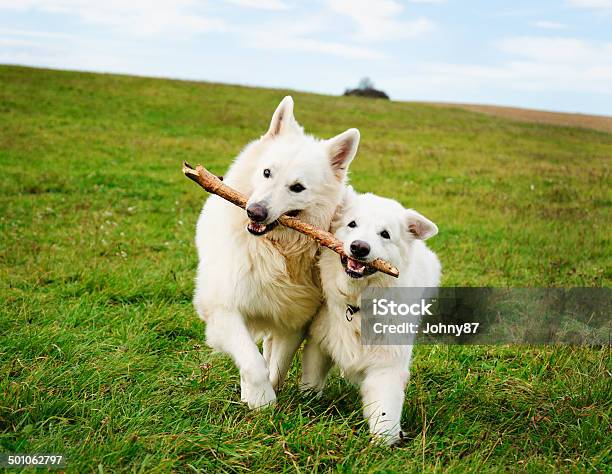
[183,162,399,278]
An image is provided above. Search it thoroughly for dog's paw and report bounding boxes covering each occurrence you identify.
[371,430,405,447]
[244,380,277,410]
[299,382,324,398]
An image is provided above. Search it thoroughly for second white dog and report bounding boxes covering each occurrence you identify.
[301,188,441,445]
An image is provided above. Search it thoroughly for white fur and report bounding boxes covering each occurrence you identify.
[302,188,441,444]
[193,96,359,409]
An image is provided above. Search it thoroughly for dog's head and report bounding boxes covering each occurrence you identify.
[332,188,438,280]
[245,96,360,236]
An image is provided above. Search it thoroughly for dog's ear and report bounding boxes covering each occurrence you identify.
[326,128,360,181]
[405,209,438,240]
[337,185,357,214]
[264,96,302,138]
[331,185,357,230]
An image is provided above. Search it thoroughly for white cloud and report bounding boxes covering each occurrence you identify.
[0,27,74,38]
[0,0,227,37]
[326,0,434,42]
[497,36,612,65]
[530,20,567,29]
[389,36,612,98]
[0,37,43,47]
[255,36,384,59]
[225,0,291,10]
[0,0,389,61]
[249,21,384,59]
[0,42,142,74]
[566,0,612,10]
[409,0,446,3]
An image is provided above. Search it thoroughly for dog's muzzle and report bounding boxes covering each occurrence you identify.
[245,207,301,236]
[341,255,377,279]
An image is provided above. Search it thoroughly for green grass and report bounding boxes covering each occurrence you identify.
[0,65,610,472]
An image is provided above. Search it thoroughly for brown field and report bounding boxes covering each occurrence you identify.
[423,102,612,133]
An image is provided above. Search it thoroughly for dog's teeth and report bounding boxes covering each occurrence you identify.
[348,258,365,272]
[247,222,267,233]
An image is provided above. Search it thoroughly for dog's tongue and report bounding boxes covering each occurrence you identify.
[347,258,366,272]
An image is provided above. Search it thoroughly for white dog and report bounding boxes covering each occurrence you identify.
[193,96,360,409]
[301,188,441,444]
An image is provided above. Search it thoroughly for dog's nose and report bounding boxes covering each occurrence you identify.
[247,202,268,223]
[350,240,370,258]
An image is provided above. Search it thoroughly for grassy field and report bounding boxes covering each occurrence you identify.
[0,65,610,472]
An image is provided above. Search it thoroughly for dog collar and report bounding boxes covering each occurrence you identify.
[345,304,360,322]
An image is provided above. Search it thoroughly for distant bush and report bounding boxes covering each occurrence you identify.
[344,77,389,100]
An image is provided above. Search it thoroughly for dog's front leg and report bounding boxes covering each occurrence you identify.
[205,310,276,409]
[360,367,409,445]
[240,373,250,403]
[300,339,332,394]
[266,330,304,391]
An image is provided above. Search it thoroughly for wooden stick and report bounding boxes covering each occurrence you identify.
[183,162,400,278]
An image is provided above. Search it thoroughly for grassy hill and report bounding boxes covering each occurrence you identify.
[425,102,612,134]
[1,65,610,472]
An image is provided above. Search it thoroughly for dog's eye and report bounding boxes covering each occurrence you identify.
[289,183,305,193]
[348,221,357,228]
[380,230,390,239]
[263,169,271,178]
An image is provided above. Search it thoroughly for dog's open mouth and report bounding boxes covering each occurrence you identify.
[246,220,278,235]
[246,210,301,236]
[341,255,377,279]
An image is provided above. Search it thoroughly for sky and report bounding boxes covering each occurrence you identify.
[1,0,611,115]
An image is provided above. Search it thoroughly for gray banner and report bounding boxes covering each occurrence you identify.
[360,288,611,345]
